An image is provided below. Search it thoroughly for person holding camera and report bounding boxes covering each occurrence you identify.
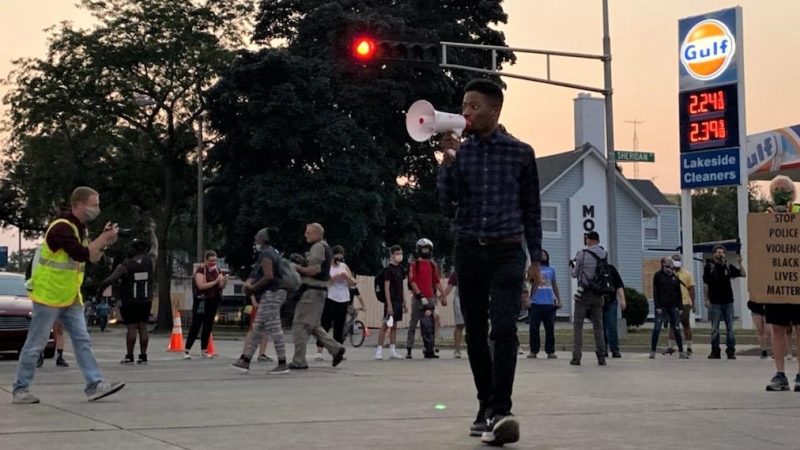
[13,187,125,404]
[702,245,745,360]
[184,250,227,359]
[650,257,688,359]
[569,231,608,367]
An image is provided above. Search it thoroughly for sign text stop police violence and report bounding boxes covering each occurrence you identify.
[748,213,800,303]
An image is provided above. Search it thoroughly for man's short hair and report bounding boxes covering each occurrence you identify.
[70,187,98,207]
[255,227,271,243]
[307,223,325,236]
[671,254,682,261]
[586,231,600,241]
[465,79,504,106]
[389,245,402,254]
[204,250,217,260]
[712,245,726,253]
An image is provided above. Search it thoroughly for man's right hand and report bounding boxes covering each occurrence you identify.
[439,133,460,166]
[101,223,119,245]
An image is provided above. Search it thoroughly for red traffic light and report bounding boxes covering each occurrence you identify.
[353,37,376,61]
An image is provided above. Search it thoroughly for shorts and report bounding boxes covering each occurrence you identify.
[453,295,464,326]
[765,303,800,327]
[680,304,692,329]
[747,300,766,316]
[384,301,404,323]
[120,302,152,325]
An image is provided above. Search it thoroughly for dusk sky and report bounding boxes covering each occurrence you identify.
[2,1,799,252]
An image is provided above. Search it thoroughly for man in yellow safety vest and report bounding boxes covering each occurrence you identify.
[12,186,125,404]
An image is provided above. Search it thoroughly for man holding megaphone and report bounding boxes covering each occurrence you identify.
[430,79,543,447]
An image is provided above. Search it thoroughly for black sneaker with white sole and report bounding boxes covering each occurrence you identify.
[469,409,488,437]
[481,415,520,446]
[766,372,789,392]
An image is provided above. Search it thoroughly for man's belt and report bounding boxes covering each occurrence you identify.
[460,234,523,246]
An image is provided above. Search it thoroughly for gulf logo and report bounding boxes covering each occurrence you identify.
[680,19,736,81]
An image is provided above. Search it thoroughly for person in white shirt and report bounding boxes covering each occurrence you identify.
[315,245,356,360]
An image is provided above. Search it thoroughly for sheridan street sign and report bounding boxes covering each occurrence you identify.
[614,150,655,163]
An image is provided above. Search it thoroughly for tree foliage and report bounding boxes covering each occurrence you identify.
[691,184,771,244]
[1,0,252,329]
[207,0,514,275]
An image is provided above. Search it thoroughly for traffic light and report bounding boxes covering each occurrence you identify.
[350,37,439,64]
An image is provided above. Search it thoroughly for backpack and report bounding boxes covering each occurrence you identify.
[275,254,302,295]
[373,267,387,303]
[583,250,615,296]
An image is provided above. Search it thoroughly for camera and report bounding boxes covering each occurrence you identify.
[118,227,132,238]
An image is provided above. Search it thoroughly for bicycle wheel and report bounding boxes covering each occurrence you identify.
[350,320,366,347]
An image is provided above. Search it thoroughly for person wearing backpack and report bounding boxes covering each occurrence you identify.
[406,238,445,359]
[569,231,608,366]
[375,245,407,360]
[232,228,290,374]
[651,257,688,359]
[96,239,153,365]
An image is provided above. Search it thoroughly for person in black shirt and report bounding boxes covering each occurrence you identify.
[603,264,627,358]
[97,239,153,365]
[703,245,746,359]
[375,245,407,360]
[650,257,687,359]
[437,79,542,446]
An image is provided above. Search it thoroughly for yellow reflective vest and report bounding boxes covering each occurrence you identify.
[30,219,88,307]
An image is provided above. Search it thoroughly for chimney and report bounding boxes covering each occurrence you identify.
[574,93,606,156]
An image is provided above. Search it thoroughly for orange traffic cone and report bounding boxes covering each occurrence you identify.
[167,312,185,352]
[206,333,218,356]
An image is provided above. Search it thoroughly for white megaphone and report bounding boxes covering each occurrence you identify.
[405,100,467,142]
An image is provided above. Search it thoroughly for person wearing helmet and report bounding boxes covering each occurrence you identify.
[407,238,445,359]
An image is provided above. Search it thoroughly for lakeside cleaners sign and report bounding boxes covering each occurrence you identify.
[748,213,800,304]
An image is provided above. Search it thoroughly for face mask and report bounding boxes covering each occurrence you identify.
[673,261,682,269]
[663,266,674,275]
[254,243,263,252]
[773,189,793,207]
[334,256,344,263]
[207,262,217,269]
[419,249,431,259]
[85,206,100,221]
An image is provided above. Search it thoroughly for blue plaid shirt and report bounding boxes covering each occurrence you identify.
[437,129,542,260]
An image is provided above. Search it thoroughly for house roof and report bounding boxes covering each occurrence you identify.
[628,179,672,206]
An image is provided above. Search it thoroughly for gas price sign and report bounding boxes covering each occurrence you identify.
[678,83,739,153]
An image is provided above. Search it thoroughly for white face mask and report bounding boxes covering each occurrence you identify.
[84,206,100,221]
[673,261,682,269]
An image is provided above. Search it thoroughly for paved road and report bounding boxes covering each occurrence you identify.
[1,331,798,450]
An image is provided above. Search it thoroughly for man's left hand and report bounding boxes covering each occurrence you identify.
[528,262,543,288]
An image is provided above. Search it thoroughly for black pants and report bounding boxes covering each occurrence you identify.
[456,241,526,418]
[318,298,349,345]
[530,304,556,354]
[185,296,220,351]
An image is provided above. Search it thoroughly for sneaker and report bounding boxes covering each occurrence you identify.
[120,355,135,365]
[257,354,273,363]
[795,374,800,392]
[390,353,403,360]
[87,382,126,402]
[766,373,790,392]
[570,358,581,366]
[708,349,721,359]
[183,351,191,360]
[406,349,413,359]
[611,351,622,358]
[547,353,557,360]
[726,349,737,360]
[374,351,383,360]
[314,353,324,362]
[679,352,689,359]
[12,390,40,404]
[56,356,69,367]
[268,363,290,375]
[424,352,440,359]
[469,409,488,437]
[687,347,693,356]
[597,355,607,366]
[201,350,214,359]
[231,358,250,373]
[527,352,537,359]
[761,350,769,359]
[662,347,675,356]
[332,348,346,367]
[435,347,440,354]
[481,415,520,446]
[454,350,462,359]
[649,352,656,359]
[36,353,44,368]
[137,354,148,365]
[287,363,308,370]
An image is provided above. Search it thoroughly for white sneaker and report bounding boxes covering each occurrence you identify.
[87,382,126,402]
[201,351,214,359]
[375,352,383,360]
[454,350,462,359]
[390,352,403,360]
[314,353,324,361]
[183,351,191,360]
[12,391,40,404]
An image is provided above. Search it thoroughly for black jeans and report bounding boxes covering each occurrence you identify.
[318,298,349,345]
[455,241,526,417]
[185,296,220,351]
[530,304,556,354]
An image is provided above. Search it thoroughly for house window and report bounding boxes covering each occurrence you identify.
[542,203,560,237]
[643,212,660,242]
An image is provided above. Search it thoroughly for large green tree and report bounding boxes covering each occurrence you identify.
[1,0,252,330]
[691,184,771,243]
[207,0,514,274]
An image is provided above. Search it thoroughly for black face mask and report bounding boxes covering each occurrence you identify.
[334,256,344,263]
[419,249,432,259]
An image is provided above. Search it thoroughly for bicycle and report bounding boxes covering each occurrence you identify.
[344,305,367,347]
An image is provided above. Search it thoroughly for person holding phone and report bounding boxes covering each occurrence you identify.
[184,250,227,359]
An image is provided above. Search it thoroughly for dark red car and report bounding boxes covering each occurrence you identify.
[0,272,55,359]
